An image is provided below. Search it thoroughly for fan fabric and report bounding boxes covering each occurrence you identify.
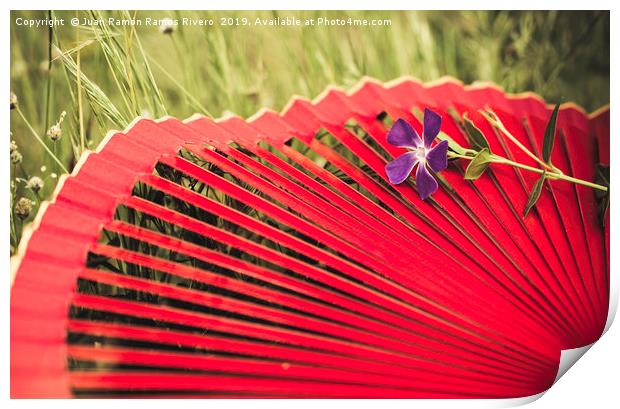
[10,77,610,398]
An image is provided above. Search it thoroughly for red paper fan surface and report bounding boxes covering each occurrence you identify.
[10,77,610,398]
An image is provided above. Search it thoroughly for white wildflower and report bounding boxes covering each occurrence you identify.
[159,18,176,34]
[10,92,18,110]
[11,150,23,164]
[15,197,34,220]
[26,176,44,193]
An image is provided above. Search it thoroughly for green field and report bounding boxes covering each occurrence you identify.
[9,10,610,253]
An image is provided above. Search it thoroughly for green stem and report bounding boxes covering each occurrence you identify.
[53,143,58,175]
[551,173,608,191]
[448,151,608,192]
[76,12,85,154]
[15,107,69,174]
[19,163,29,178]
[491,155,549,174]
[480,109,563,174]
[44,10,53,134]
[148,56,212,117]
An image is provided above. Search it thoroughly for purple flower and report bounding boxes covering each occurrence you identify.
[385,108,449,200]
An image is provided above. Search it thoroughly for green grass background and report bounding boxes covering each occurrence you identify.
[9,10,610,252]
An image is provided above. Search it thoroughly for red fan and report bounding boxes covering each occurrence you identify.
[10,77,610,398]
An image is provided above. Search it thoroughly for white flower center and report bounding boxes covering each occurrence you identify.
[415,146,427,163]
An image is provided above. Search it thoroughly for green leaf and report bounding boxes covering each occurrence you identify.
[523,171,547,217]
[436,132,467,155]
[464,148,492,180]
[463,114,490,152]
[542,103,560,164]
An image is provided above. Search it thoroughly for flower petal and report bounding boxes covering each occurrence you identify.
[423,108,442,148]
[385,152,418,184]
[387,118,422,148]
[416,164,439,200]
[426,140,449,173]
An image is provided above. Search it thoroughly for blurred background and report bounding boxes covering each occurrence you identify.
[9,10,610,252]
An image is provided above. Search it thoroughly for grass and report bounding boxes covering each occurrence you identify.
[9,10,610,254]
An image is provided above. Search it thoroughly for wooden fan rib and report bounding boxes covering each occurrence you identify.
[418,90,600,342]
[348,108,583,341]
[256,133,562,369]
[214,124,504,310]
[66,346,538,397]
[356,94,582,341]
[242,129,532,324]
[157,146,519,341]
[218,140,412,269]
[271,135,525,312]
[380,78,608,342]
[103,216,437,334]
[450,87,607,342]
[591,108,610,166]
[435,110,589,340]
[83,248,489,369]
[68,371,513,398]
[312,80,604,356]
[139,164,419,293]
[525,114,605,337]
[250,142,420,254]
[84,238,542,380]
[515,117,600,336]
[557,129,606,324]
[71,292,533,388]
[68,319,522,385]
[116,193,535,367]
[490,111,592,338]
[71,271,531,384]
[268,135,560,356]
[301,131,551,318]
[560,123,608,304]
[79,265,468,366]
[274,141,482,277]
[252,102,560,366]
[293,126,565,363]
[100,220,539,376]
[66,346,481,392]
[179,142,416,280]
[72,392,295,398]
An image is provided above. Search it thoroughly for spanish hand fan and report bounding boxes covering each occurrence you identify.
[10,76,610,399]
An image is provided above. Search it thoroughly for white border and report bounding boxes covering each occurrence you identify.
[3,2,618,407]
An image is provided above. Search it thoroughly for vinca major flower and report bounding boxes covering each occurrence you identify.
[385,108,449,200]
